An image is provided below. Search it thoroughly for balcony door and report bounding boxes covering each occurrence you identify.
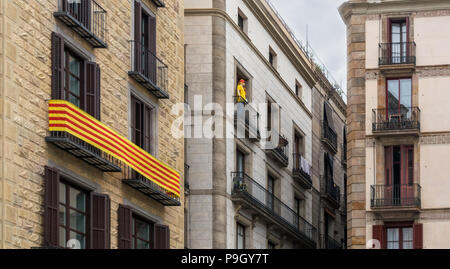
[385,146,414,206]
[389,19,408,64]
[386,78,412,121]
[134,2,156,81]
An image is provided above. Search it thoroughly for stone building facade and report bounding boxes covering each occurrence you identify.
[340,0,450,249]
[0,0,185,249]
[184,0,346,249]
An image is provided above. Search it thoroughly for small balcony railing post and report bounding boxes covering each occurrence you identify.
[379,42,416,66]
[233,99,261,140]
[372,107,420,132]
[371,184,421,208]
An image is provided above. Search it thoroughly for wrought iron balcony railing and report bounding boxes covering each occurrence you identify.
[320,175,340,208]
[379,42,416,66]
[129,40,169,99]
[321,234,343,249]
[266,129,289,167]
[292,154,312,189]
[54,0,107,48]
[231,172,317,245]
[233,98,261,141]
[372,107,420,133]
[122,166,181,206]
[371,184,421,209]
[321,121,338,154]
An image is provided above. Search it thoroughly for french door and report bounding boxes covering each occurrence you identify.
[385,146,414,206]
[386,78,412,121]
[390,19,408,64]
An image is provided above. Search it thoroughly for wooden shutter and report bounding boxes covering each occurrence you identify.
[118,204,132,249]
[44,166,60,248]
[86,62,101,120]
[134,0,142,73]
[91,193,111,249]
[148,15,157,83]
[143,104,152,152]
[413,223,423,249]
[324,102,336,132]
[154,224,170,249]
[372,225,386,249]
[51,32,65,100]
[81,0,92,30]
[131,96,137,143]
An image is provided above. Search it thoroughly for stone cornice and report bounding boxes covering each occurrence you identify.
[185,8,313,118]
[339,0,450,25]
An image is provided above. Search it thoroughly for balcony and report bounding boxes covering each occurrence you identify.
[320,175,340,209]
[129,40,169,99]
[231,172,317,248]
[371,184,421,211]
[372,107,420,136]
[46,131,121,172]
[321,121,338,154]
[379,42,416,71]
[292,154,312,189]
[122,167,181,206]
[184,163,190,191]
[234,98,261,142]
[47,100,181,204]
[54,0,107,48]
[265,130,289,167]
[321,234,343,249]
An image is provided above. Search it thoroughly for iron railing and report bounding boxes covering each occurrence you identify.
[379,42,416,66]
[129,40,169,98]
[266,129,289,166]
[55,0,107,47]
[321,234,343,249]
[372,107,420,132]
[321,121,338,152]
[234,98,261,141]
[46,131,121,172]
[232,172,316,243]
[122,165,181,206]
[321,175,340,206]
[292,154,312,187]
[371,184,421,208]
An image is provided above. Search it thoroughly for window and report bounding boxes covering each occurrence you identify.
[387,226,413,249]
[386,78,412,119]
[237,223,246,249]
[44,166,111,249]
[268,47,277,68]
[59,181,88,249]
[236,65,252,102]
[131,95,154,153]
[52,32,101,119]
[236,149,246,174]
[237,9,248,34]
[389,18,408,64]
[132,215,153,249]
[324,152,334,181]
[268,175,275,210]
[373,223,422,249]
[268,241,276,249]
[295,81,302,98]
[385,145,414,205]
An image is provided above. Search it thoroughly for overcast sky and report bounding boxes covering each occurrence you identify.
[270,0,347,93]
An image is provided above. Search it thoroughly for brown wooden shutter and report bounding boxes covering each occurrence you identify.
[118,204,132,249]
[149,15,157,83]
[413,223,423,249]
[154,224,170,249]
[51,32,65,100]
[131,96,137,143]
[372,225,386,249]
[143,105,152,152]
[91,193,111,249]
[134,1,142,73]
[86,62,101,120]
[82,0,92,30]
[44,166,60,248]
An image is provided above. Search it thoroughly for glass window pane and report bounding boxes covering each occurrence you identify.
[69,56,81,77]
[403,227,413,249]
[59,205,66,226]
[59,183,66,204]
[387,228,399,249]
[59,227,66,248]
[70,231,86,249]
[137,239,150,249]
[69,75,80,96]
[400,79,412,118]
[69,94,80,108]
[70,210,86,233]
[136,219,150,240]
[387,80,400,117]
[70,188,86,212]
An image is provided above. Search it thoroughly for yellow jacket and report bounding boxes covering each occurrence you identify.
[236,84,247,103]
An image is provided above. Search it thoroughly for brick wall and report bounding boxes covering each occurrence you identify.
[0,0,184,249]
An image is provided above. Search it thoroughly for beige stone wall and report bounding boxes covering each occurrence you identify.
[0,0,184,249]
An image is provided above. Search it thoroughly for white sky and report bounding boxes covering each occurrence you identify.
[270,0,348,92]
